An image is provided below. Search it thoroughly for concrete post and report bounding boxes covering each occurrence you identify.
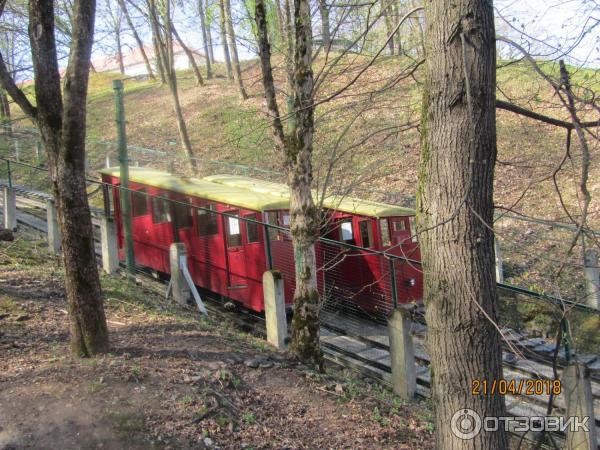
[46,199,61,254]
[388,306,417,400]
[105,155,111,168]
[495,237,504,284]
[563,364,597,450]
[263,270,287,350]
[169,243,191,306]
[2,186,16,231]
[100,216,119,274]
[583,249,600,309]
[14,138,20,161]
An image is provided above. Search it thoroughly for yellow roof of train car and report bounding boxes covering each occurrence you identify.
[203,174,415,218]
[99,167,290,212]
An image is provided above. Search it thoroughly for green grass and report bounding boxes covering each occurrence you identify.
[242,411,256,424]
[179,394,194,406]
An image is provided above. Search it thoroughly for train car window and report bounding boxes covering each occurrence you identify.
[197,204,218,236]
[408,216,418,243]
[151,197,171,224]
[226,212,242,247]
[380,219,391,246]
[281,213,291,227]
[244,214,260,243]
[131,189,148,217]
[359,220,373,247]
[392,220,406,231]
[340,220,354,242]
[174,199,192,229]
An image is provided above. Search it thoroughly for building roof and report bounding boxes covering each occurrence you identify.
[92,43,205,73]
[203,174,415,218]
[99,167,290,212]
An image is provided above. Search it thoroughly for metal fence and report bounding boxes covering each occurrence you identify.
[0,129,600,366]
[2,154,600,364]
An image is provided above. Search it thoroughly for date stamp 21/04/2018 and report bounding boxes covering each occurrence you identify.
[471,378,561,396]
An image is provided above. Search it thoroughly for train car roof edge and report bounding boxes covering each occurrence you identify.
[203,174,415,218]
[99,167,290,212]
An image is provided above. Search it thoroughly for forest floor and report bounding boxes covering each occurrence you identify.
[0,227,436,450]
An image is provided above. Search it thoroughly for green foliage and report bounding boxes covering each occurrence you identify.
[371,406,390,426]
[205,0,217,25]
[242,411,256,424]
[180,394,195,406]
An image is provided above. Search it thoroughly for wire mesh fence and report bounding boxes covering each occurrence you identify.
[1,131,600,370]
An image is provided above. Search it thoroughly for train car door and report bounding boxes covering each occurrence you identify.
[388,217,419,259]
[172,195,194,245]
[384,216,422,304]
[147,189,174,247]
[323,216,362,303]
[223,210,247,287]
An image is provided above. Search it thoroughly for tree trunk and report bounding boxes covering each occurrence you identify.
[171,24,204,86]
[255,0,322,368]
[150,0,197,170]
[115,27,125,74]
[284,0,295,117]
[224,0,248,99]
[382,0,394,55]
[198,0,213,79]
[153,33,166,84]
[13,0,109,356]
[288,0,321,369]
[273,0,285,45]
[205,0,215,64]
[417,0,507,448]
[218,0,233,80]
[393,1,401,55]
[318,0,330,50]
[168,74,196,168]
[118,0,155,80]
[0,91,11,135]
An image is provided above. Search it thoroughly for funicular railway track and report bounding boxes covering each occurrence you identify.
[3,188,600,449]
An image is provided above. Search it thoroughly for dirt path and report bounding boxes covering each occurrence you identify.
[0,230,435,449]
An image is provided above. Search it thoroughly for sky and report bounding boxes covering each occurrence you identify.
[38,0,600,76]
[494,0,600,67]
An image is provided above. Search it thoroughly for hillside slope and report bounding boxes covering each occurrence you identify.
[4,58,600,302]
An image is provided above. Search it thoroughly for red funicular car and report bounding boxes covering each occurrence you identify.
[100,168,422,315]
